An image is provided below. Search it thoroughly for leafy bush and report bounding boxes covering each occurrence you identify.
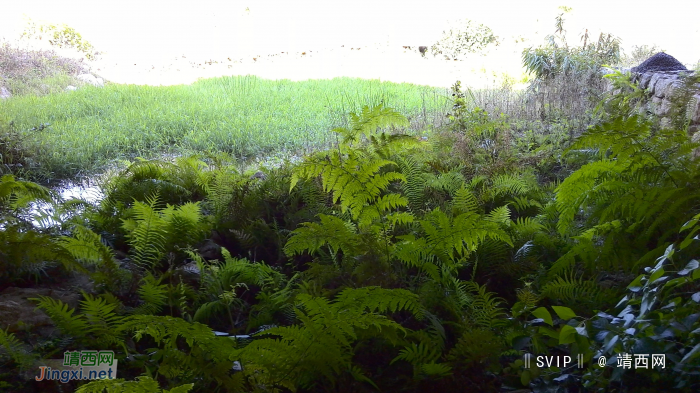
[521,11,619,132]
[430,19,500,60]
[21,18,97,59]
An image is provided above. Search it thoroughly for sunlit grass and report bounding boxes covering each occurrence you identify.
[1,75,452,180]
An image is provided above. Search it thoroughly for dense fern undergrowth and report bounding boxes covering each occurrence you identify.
[2,65,700,392]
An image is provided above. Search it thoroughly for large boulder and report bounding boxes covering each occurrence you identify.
[76,73,105,87]
[0,287,80,333]
[631,52,688,73]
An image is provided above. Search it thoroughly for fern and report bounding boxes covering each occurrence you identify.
[76,376,193,393]
[489,173,534,199]
[80,293,125,347]
[333,102,411,149]
[132,274,168,315]
[391,342,442,369]
[554,112,700,273]
[118,315,244,391]
[0,227,83,284]
[101,157,211,210]
[33,296,91,338]
[0,174,53,210]
[122,194,168,270]
[291,149,408,230]
[395,154,427,213]
[447,327,504,368]
[122,194,208,271]
[0,328,37,372]
[238,287,421,390]
[395,208,512,276]
[452,187,481,216]
[460,281,508,328]
[32,292,126,351]
[58,225,124,291]
[193,249,284,327]
[540,270,606,306]
[283,214,360,258]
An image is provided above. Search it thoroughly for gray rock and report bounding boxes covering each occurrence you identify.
[0,86,10,99]
[66,85,77,91]
[648,73,667,94]
[639,72,654,90]
[250,171,266,180]
[692,94,700,124]
[0,287,80,333]
[653,77,675,98]
[631,52,687,74]
[656,99,673,117]
[197,238,221,260]
[76,73,105,87]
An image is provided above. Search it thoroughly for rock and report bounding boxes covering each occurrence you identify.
[418,46,428,55]
[631,52,688,73]
[639,72,654,90]
[653,77,676,98]
[0,287,80,333]
[249,171,266,180]
[648,73,666,94]
[664,81,689,100]
[623,61,699,133]
[691,131,700,158]
[66,85,77,91]
[656,99,673,117]
[659,117,672,129]
[198,238,222,260]
[692,94,700,124]
[76,73,105,87]
[0,86,10,99]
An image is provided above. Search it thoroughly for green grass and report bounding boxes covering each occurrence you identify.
[1,75,451,180]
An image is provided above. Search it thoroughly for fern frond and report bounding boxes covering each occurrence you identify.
[284,214,360,257]
[132,275,168,315]
[79,292,125,347]
[452,187,481,216]
[489,173,534,199]
[485,205,511,226]
[395,154,427,213]
[0,174,53,209]
[335,103,410,147]
[461,281,508,328]
[332,286,422,319]
[0,328,37,371]
[540,271,604,305]
[59,225,115,266]
[75,375,194,393]
[118,315,242,390]
[391,342,441,366]
[420,208,513,265]
[32,296,90,338]
[122,194,168,270]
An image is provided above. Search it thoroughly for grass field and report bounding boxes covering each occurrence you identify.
[1,75,452,181]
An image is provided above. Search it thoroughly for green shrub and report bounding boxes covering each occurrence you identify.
[21,18,96,60]
[429,19,500,60]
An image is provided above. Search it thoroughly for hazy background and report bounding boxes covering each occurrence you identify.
[2,0,699,84]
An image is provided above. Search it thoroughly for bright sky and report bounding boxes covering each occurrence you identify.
[2,0,699,73]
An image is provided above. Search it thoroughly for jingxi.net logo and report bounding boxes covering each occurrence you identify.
[35,350,117,383]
